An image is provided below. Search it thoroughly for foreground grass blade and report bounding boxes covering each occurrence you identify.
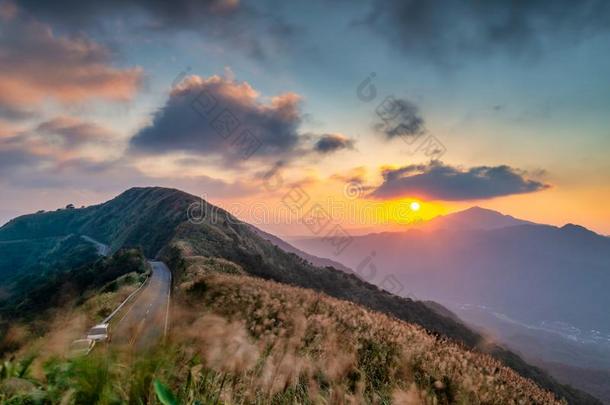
[154,379,179,405]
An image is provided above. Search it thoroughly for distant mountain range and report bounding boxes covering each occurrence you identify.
[420,206,534,231]
[0,188,602,404]
[290,206,610,402]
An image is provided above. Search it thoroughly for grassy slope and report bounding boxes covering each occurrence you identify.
[1,262,563,404]
[0,187,189,257]
[4,249,146,317]
[0,248,148,356]
[172,265,565,404]
[0,187,601,404]
[0,234,97,281]
[0,251,149,404]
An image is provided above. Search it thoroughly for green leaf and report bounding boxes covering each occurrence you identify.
[153,379,179,405]
[18,355,36,378]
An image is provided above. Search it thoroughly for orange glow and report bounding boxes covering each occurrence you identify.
[381,198,445,225]
[351,198,446,227]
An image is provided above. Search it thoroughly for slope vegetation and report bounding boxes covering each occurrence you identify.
[0,187,600,404]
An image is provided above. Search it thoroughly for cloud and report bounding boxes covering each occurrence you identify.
[0,129,49,178]
[370,161,549,201]
[364,0,610,65]
[0,16,142,116]
[0,148,38,176]
[0,104,34,120]
[17,0,241,29]
[0,1,17,21]
[130,75,308,166]
[16,0,300,60]
[0,116,120,173]
[313,133,355,154]
[35,116,117,147]
[373,97,425,140]
[0,118,257,198]
[330,166,368,184]
[1,154,257,198]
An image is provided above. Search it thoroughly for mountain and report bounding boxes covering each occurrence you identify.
[291,206,610,402]
[0,187,189,258]
[0,187,601,404]
[291,207,610,335]
[540,363,610,404]
[248,225,353,273]
[420,206,532,231]
[0,234,97,281]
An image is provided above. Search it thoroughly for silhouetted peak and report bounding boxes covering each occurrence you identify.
[423,206,531,231]
[560,223,596,237]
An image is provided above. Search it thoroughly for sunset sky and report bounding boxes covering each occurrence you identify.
[1,0,609,236]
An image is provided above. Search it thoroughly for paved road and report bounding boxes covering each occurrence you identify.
[80,235,172,350]
[112,261,171,351]
[81,235,111,256]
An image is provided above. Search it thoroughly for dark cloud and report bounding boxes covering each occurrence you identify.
[0,148,38,175]
[130,75,306,166]
[1,155,257,199]
[0,130,60,184]
[0,125,257,198]
[313,133,355,154]
[15,0,300,60]
[370,161,549,201]
[373,97,425,140]
[17,0,238,27]
[0,115,120,180]
[35,116,116,147]
[0,104,34,121]
[364,0,610,64]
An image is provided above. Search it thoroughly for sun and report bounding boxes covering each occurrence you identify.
[410,201,421,211]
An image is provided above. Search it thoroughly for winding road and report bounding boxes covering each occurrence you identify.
[112,261,172,351]
[82,236,171,350]
[81,235,111,256]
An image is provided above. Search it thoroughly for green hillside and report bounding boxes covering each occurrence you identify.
[0,187,601,404]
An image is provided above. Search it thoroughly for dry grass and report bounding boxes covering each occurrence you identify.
[171,262,565,405]
[0,258,566,404]
[4,275,143,378]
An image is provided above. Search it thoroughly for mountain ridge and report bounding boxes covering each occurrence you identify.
[417,206,533,231]
[0,186,601,404]
[290,204,610,403]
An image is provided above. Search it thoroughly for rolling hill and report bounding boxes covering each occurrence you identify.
[0,187,601,404]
